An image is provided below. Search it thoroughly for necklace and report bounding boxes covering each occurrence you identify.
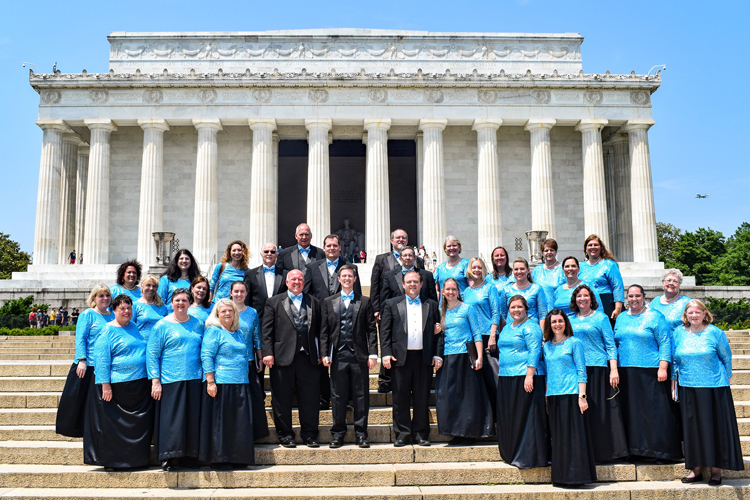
[175,315,190,323]
[663,294,680,304]
[579,309,595,318]
[124,283,137,291]
[588,257,602,266]
[565,279,582,290]
[551,336,566,344]
[544,261,559,270]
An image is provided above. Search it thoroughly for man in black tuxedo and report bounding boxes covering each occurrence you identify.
[382,246,438,305]
[244,242,286,321]
[380,270,442,447]
[304,234,362,409]
[262,269,322,448]
[277,223,324,277]
[320,265,378,449]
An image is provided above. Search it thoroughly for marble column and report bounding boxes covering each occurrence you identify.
[82,119,117,265]
[611,134,633,261]
[576,119,610,245]
[603,146,618,252]
[415,132,424,246]
[192,119,222,268]
[58,134,81,264]
[364,118,392,257]
[622,119,658,262]
[525,119,557,238]
[33,120,68,265]
[473,119,503,262]
[419,119,448,264]
[305,118,332,247]
[74,145,89,263]
[136,119,169,266]
[248,118,277,267]
[272,132,279,246]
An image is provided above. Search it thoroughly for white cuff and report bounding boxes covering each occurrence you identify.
[368,354,378,359]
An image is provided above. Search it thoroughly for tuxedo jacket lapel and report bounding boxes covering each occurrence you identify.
[420,301,429,333]
[282,295,295,327]
[273,274,283,295]
[256,267,268,300]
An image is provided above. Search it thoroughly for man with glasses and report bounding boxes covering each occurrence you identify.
[381,246,437,305]
[277,223,324,277]
[245,241,287,322]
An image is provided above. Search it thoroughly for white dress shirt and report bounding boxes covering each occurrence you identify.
[264,269,275,298]
[406,298,423,350]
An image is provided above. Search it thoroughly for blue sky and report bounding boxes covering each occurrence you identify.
[1,0,748,253]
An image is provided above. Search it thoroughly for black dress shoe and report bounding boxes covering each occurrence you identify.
[448,437,464,446]
[356,436,370,448]
[305,437,320,448]
[378,383,391,393]
[161,459,178,472]
[280,436,297,448]
[417,438,431,447]
[329,437,343,449]
[394,439,407,447]
[708,476,722,486]
[346,404,355,412]
[681,473,704,484]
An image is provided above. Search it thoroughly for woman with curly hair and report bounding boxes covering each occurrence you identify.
[209,240,250,302]
[110,260,143,301]
[578,235,624,325]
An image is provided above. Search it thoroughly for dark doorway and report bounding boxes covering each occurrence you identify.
[330,141,367,242]
[388,140,418,247]
[277,140,308,248]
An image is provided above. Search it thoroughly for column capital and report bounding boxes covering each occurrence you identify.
[78,145,90,156]
[62,134,85,146]
[575,118,608,132]
[363,118,392,131]
[84,119,117,132]
[248,118,277,131]
[524,118,556,132]
[418,118,448,131]
[138,118,170,132]
[304,118,332,131]
[192,118,222,131]
[620,119,655,134]
[472,119,503,132]
[36,119,70,133]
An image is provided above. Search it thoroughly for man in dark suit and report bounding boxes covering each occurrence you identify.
[277,223,324,277]
[380,270,442,447]
[382,246,438,305]
[320,265,378,449]
[244,241,286,321]
[262,269,322,448]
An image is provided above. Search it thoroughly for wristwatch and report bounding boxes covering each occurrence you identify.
[579,394,587,400]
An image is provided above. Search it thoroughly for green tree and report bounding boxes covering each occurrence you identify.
[672,227,725,285]
[0,232,31,280]
[710,223,750,286]
[656,222,682,265]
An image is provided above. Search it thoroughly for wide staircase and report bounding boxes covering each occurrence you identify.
[1,332,750,498]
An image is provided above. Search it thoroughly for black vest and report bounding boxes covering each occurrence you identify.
[291,299,310,354]
[337,299,355,352]
[327,263,337,295]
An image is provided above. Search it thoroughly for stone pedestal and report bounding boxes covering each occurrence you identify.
[136,119,169,266]
[364,118,392,258]
[248,118,278,267]
[525,119,557,239]
[192,119,222,268]
[83,119,117,265]
[473,119,503,262]
[611,134,633,261]
[419,119,448,264]
[622,120,658,263]
[33,120,68,265]
[74,146,89,264]
[576,119,609,245]
[58,134,81,264]
[305,118,332,247]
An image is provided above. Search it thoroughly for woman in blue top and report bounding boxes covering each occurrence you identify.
[158,249,201,313]
[673,299,742,485]
[56,285,114,438]
[109,260,143,302]
[199,299,255,469]
[132,274,168,342]
[495,294,550,469]
[187,276,214,324]
[485,246,515,291]
[553,256,602,317]
[147,288,205,472]
[433,278,493,444]
[615,284,682,461]
[650,269,691,333]
[579,235,624,325]
[531,239,565,307]
[84,294,154,470]
[569,284,628,462]
[543,309,596,486]
[210,240,250,303]
[500,258,548,328]
[433,235,470,294]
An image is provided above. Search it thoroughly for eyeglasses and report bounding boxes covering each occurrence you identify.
[262,250,277,254]
[606,386,620,401]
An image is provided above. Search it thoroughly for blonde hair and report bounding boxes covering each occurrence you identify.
[140,274,164,307]
[206,298,239,331]
[220,240,250,269]
[442,235,462,254]
[87,285,111,308]
[681,299,714,328]
[465,257,488,281]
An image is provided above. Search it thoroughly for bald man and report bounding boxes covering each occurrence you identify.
[277,223,324,277]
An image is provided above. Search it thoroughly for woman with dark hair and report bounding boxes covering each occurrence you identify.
[496,295,549,469]
[433,278,493,444]
[188,276,214,324]
[553,256,601,317]
[434,235,470,293]
[579,235,624,324]
[569,284,628,462]
[199,298,255,469]
[210,240,250,302]
[531,239,565,306]
[485,246,515,291]
[132,274,168,342]
[148,288,205,471]
[84,294,154,470]
[615,284,681,461]
[543,309,596,486]
[650,268,691,333]
[673,299,742,485]
[159,249,201,313]
[500,258,548,328]
[110,260,143,301]
[56,285,114,438]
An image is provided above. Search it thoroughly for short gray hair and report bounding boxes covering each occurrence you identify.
[662,268,684,284]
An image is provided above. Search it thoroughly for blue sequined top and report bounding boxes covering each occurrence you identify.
[109,284,142,302]
[201,325,249,384]
[209,264,247,303]
[672,325,732,388]
[157,276,191,313]
[442,303,483,355]
[74,308,115,366]
[499,283,549,324]
[132,300,168,342]
[553,284,602,317]
[531,264,566,307]
[147,317,204,384]
[485,273,515,293]
[649,295,691,333]
[578,259,624,302]
[434,258,470,293]
[614,308,671,368]
[188,304,214,325]
[461,282,501,335]
[544,336,587,396]
[238,306,261,351]
[569,310,617,367]
[94,322,147,384]
[496,320,542,376]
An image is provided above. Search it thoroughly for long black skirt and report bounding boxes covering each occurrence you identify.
[435,353,494,438]
[481,335,499,423]
[198,381,255,465]
[585,365,629,461]
[153,379,202,461]
[497,375,550,469]
[619,367,682,460]
[599,293,616,327]
[56,363,94,437]
[248,360,270,440]
[83,378,155,468]
[549,394,597,485]
[681,386,743,470]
